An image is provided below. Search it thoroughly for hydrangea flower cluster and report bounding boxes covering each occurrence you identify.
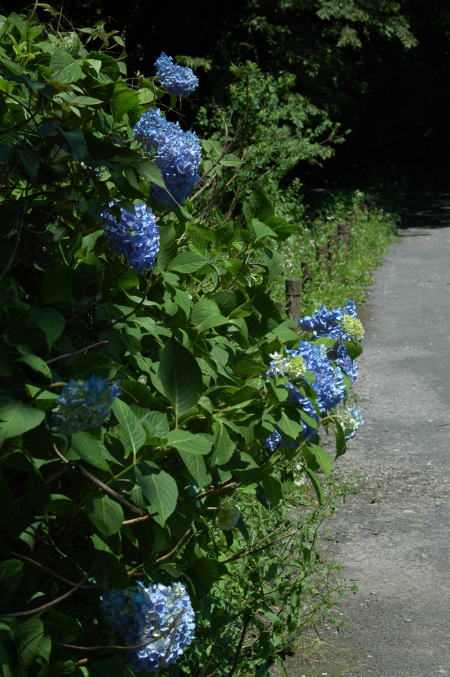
[103,202,160,273]
[264,429,283,452]
[298,300,361,341]
[100,581,195,673]
[216,497,241,530]
[134,108,201,206]
[267,351,306,381]
[341,406,364,439]
[155,52,199,97]
[291,342,346,413]
[52,375,120,435]
[298,300,363,383]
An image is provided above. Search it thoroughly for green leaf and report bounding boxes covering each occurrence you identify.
[31,308,65,349]
[0,559,23,593]
[136,159,166,188]
[17,149,39,182]
[137,88,155,104]
[211,422,235,466]
[120,379,153,407]
[303,466,323,503]
[262,474,282,505]
[305,443,334,475]
[276,412,302,441]
[70,431,117,471]
[50,49,85,83]
[334,421,347,458]
[166,430,213,455]
[158,339,203,417]
[251,218,277,240]
[112,83,139,121]
[191,299,228,332]
[59,128,88,161]
[111,399,146,458]
[168,251,207,273]
[17,354,52,380]
[139,410,169,438]
[86,494,124,536]
[135,462,178,526]
[14,617,45,666]
[0,397,45,447]
[177,451,211,487]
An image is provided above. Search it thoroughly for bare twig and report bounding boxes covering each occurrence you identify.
[47,340,109,364]
[187,478,238,503]
[122,514,154,526]
[59,615,182,652]
[52,444,145,516]
[2,569,92,618]
[11,551,94,589]
[224,530,297,563]
[150,529,191,566]
[226,615,251,677]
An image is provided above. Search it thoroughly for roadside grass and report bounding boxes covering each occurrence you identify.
[273,189,398,312]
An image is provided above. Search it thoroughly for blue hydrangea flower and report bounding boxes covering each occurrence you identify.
[103,202,159,273]
[342,406,364,439]
[264,429,283,452]
[298,300,361,341]
[100,581,195,673]
[284,385,320,442]
[298,304,343,339]
[296,341,346,412]
[328,341,359,383]
[134,108,201,206]
[52,375,120,435]
[155,52,199,97]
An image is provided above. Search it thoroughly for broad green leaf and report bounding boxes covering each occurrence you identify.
[112,83,139,121]
[158,339,203,417]
[135,462,178,526]
[168,251,207,273]
[136,159,166,188]
[0,397,45,447]
[120,379,153,407]
[251,218,277,240]
[191,299,227,332]
[137,88,155,104]
[166,430,213,455]
[31,308,65,349]
[276,412,302,441]
[334,421,347,458]
[178,450,211,487]
[14,617,45,666]
[305,443,334,475]
[17,354,52,380]
[86,495,124,536]
[17,149,39,181]
[50,49,85,83]
[303,466,323,503]
[70,431,117,471]
[262,474,282,506]
[139,410,169,438]
[111,399,146,458]
[211,422,235,466]
[0,559,23,593]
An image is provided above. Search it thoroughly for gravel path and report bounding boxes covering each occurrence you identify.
[273,207,450,676]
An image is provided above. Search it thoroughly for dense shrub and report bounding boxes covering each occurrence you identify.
[0,11,364,676]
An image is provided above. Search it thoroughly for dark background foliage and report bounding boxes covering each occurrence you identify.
[2,0,450,190]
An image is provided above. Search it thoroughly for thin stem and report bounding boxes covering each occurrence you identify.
[11,551,95,589]
[2,569,92,618]
[47,340,109,364]
[52,444,144,516]
[225,615,251,677]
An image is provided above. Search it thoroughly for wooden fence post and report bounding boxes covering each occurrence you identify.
[285,278,301,320]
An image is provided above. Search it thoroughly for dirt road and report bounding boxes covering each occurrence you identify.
[274,205,450,676]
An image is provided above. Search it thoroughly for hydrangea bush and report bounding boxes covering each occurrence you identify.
[0,10,364,676]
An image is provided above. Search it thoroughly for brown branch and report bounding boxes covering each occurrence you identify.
[60,616,181,652]
[52,444,144,516]
[11,551,95,590]
[150,529,191,566]
[122,514,154,526]
[226,615,251,677]
[188,478,238,503]
[47,340,109,364]
[224,530,297,563]
[2,569,92,618]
